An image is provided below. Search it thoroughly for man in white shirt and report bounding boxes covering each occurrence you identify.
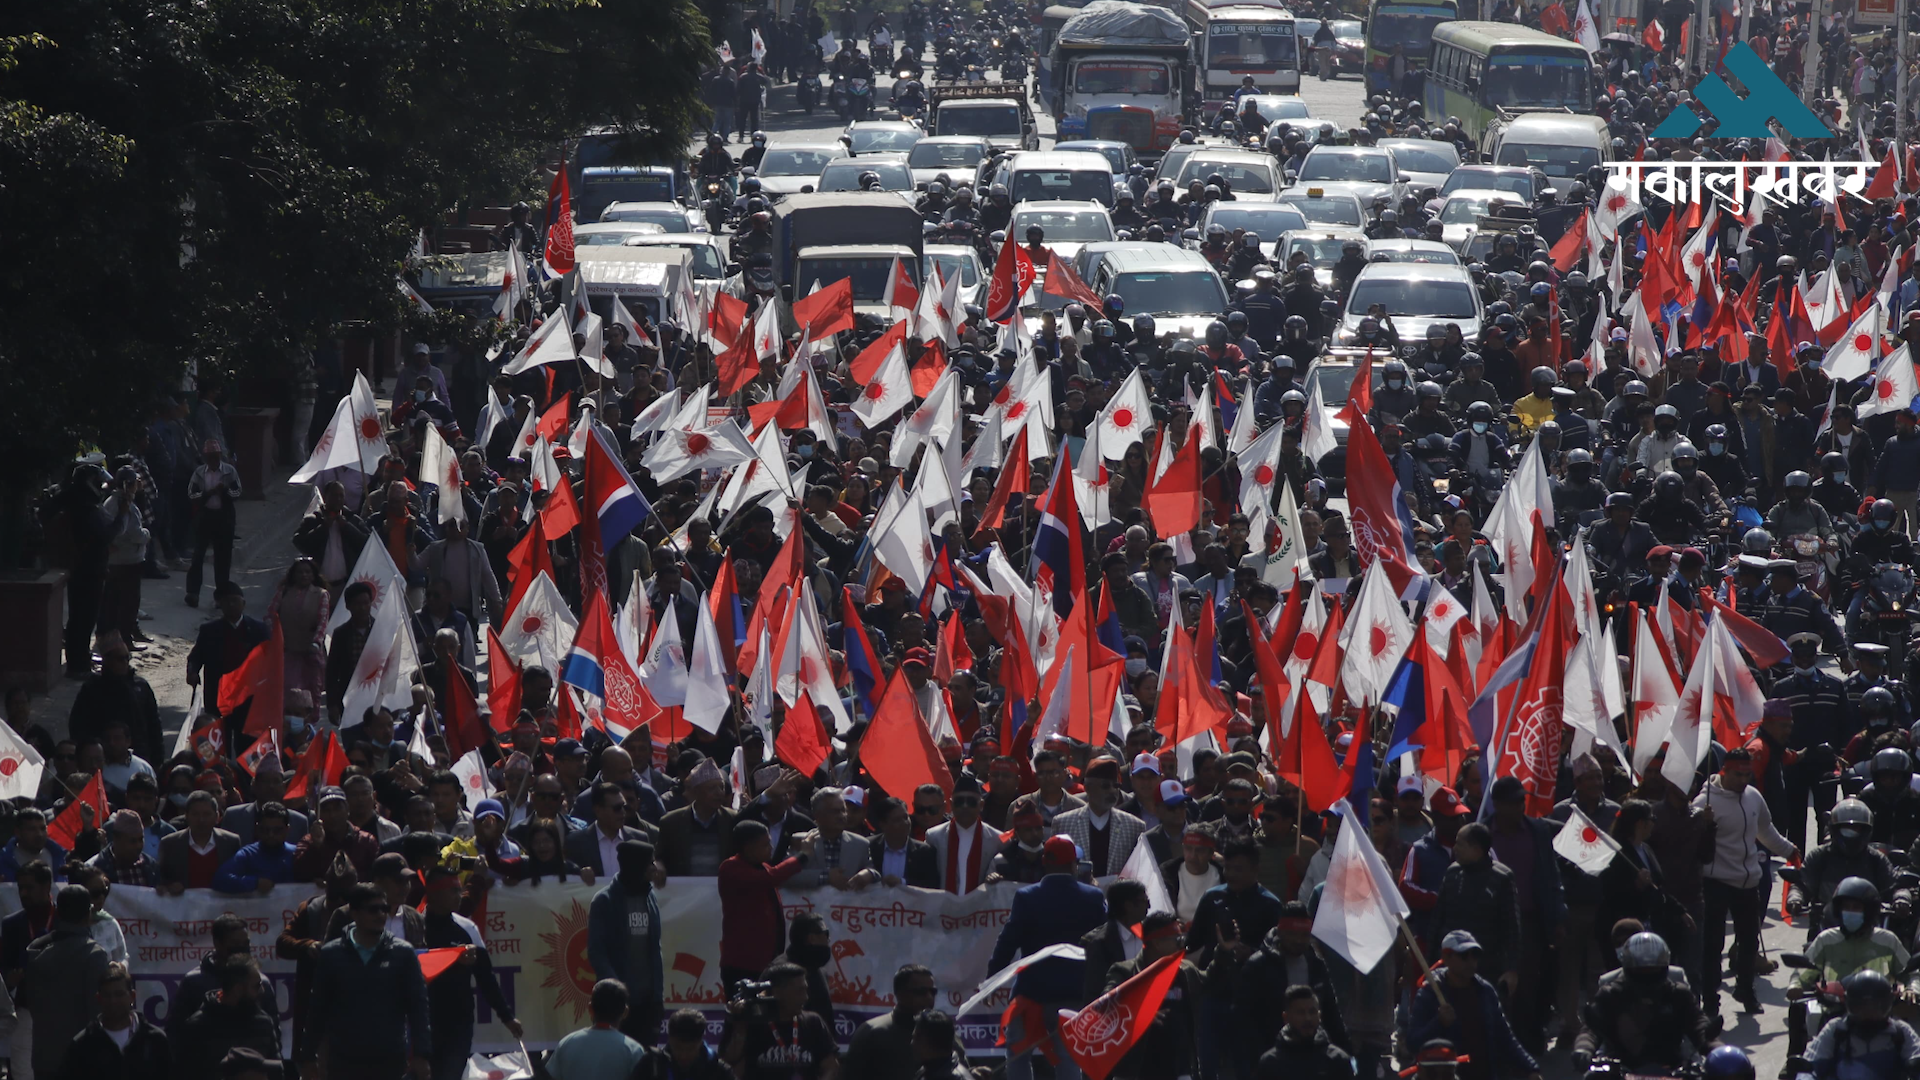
[925,776,1004,894]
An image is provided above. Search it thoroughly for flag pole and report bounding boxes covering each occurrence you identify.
[1397,917,1450,1010]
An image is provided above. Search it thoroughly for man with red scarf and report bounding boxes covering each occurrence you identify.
[926,776,1004,894]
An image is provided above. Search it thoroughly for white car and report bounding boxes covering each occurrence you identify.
[620,233,741,297]
[1378,138,1460,195]
[906,136,993,191]
[1275,187,1366,228]
[573,222,669,246]
[1292,145,1406,210]
[756,144,848,197]
[817,157,914,194]
[1008,200,1115,263]
[599,201,706,233]
[1338,263,1483,349]
[1279,229,1367,290]
[1433,189,1521,252]
[924,244,987,309]
[1171,148,1283,197]
[842,120,924,156]
[1363,238,1461,266]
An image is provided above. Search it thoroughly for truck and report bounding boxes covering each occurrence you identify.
[769,193,926,319]
[928,84,1040,155]
[1047,1,1196,160]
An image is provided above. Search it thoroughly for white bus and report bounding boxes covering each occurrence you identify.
[1196,4,1300,116]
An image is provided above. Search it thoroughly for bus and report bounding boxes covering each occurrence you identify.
[1424,22,1596,147]
[1191,3,1301,115]
[1362,0,1457,96]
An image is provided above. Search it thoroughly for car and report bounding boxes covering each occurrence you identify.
[1172,148,1282,196]
[1377,138,1460,194]
[1438,165,1552,204]
[1275,188,1367,227]
[1487,113,1611,180]
[1329,19,1365,71]
[573,221,669,246]
[1432,189,1523,252]
[599,201,706,233]
[1192,202,1310,257]
[1072,240,1166,290]
[818,157,915,194]
[1054,139,1140,176]
[1278,228,1368,290]
[924,243,987,308]
[756,144,848,197]
[1291,145,1405,209]
[842,120,925,156]
[1235,95,1313,123]
[1337,262,1484,350]
[1086,246,1231,339]
[1277,118,1347,148]
[1008,200,1115,262]
[619,232,738,292]
[1363,238,1462,266]
[905,135,994,190]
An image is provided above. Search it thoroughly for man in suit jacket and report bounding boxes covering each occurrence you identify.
[158,790,243,893]
[566,781,653,877]
[1054,759,1147,878]
[988,836,1108,1077]
[655,759,737,876]
[422,517,504,628]
[793,787,872,888]
[185,582,269,708]
[924,776,1004,894]
[1079,879,1151,1002]
[737,771,816,861]
[860,796,938,889]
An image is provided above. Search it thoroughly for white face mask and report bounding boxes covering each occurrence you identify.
[1126,658,1148,677]
[1472,421,1489,435]
[1835,472,1849,485]
[414,390,427,403]
[1794,664,1818,676]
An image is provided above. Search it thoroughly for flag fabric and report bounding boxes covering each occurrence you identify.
[440,664,489,762]
[561,592,653,738]
[1032,452,1087,617]
[1490,566,1574,816]
[775,692,833,776]
[285,730,347,803]
[452,748,494,804]
[417,947,467,984]
[485,625,522,729]
[1642,16,1665,51]
[544,166,575,276]
[1118,835,1177,916]
[291,372,385,482]
[493,240,529,322]
[219,616,286,739]
[842,586,886,717]
[639,598,690,709]
[235,726,280,776]
[1573,0,1602,51]
[851,339,915,429]
[499,571,580,669]
[1144,431,1202,539]
[640,420,756,485]
[683,595,734,735]
[500,308,576,376]
[793,278,855,340]
[1058,951,1187,1080]
[0,716,45,801]
[1552,805,1622,875]
[862,667,953,800]
[1096,369,1154,458]
[852,321,910,383]
[420,422,466,527]
[1340,560,1414,708]
[48,772,108,851]
[883,257,920,316]
[1042,249,1105,308]
[338,588,408,728]
[1310,800,1412,973]
[1858,346,1920,419]
[1342,420,1421,589]
[985,233,1037,324]
[1825,301,1887,383]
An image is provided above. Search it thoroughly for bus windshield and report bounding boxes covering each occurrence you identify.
[1483,52,1591,110]
[938,105,1021,137]
[1207,23,1298,71]
[1368,5,1453,50]
[1073,61,1169,95]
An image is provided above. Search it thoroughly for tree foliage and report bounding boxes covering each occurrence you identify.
[0,0,711,480]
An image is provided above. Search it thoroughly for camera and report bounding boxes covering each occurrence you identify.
[732,980,776,1023]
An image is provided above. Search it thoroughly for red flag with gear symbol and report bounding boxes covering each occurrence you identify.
[985,233,1037,325]
[1057,950,1188,1080]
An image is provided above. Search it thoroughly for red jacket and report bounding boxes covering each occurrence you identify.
[717,854,806,971]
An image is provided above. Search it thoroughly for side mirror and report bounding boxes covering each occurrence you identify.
[1182,228,1201,242]
[726,263,742,276]
[1780,952,1813,970]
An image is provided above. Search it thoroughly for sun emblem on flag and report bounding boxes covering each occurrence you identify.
[536,899,598,1020]
[685,431,711,455]
[1111,407,1134,429]
[359,416,382,441]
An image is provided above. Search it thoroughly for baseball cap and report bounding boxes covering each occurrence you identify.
[474,799,506,821]
[1042,835,1080,867]
[1395,775,1423,797]
[317,786,347,807]
[903,647,934,669]
[1440,930,1483,954]
[1131,753,1161,776]
[1429,786,1471,818]
[1158,779,1190,807]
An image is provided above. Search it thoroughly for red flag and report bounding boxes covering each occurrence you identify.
[190,715,227,764]
[710,292,749,351]
[1144,431,1202,539]
[1550,209,1589,272]
[1540,0,1570,35]
[539,471,581,537]
[741,524,803,679]
[486,626,523,731]
[851,320,909,383]
[1698,589,1791,667]
[985,233,1036,324]
[776,692,833,777]
[971,427,1031,538]
[1243,600,1293,747]
[884,258,920,312]
[1338,350,1374,423]
[48,773,108,851]
[792,279,855,340]
[1059,950,1187,1080]
[862,667,953,800]
[441,668,489,761]
[1157,606,1230,747]
[1043,249,1105,308]
[1493,565,1574,817]
[285,730,347,804]
[716,333,761,398]
[505,513,553,617]
[544,165,575,276]
[672,952,707,979]
[910,340,947,398]
[1642,16,1665,51]
[537,392,572,441]
[417,947,467,983]
[1343,421,1420,589]
[219,615,286,739]
[934,612,975,683]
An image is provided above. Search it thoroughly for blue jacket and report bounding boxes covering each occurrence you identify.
[213,841,299,894]
[0,839,66,882]
[588,874,664,1004]
[1492,814,1566,933]
[990,872,1107,1003]
[1409,969,1536,1077]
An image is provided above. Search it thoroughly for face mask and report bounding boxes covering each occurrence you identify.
[1126,658,1148,677]
[797,445,813,459]
[1472,421,1489,435]
[788,942,832,968]
[286,715,308,737]
[414,391,427,403]
[1876,519,1893,531]
[1836,472,1848,485]
[1385,378,1403,390]
[1794,664,1819,676]
[1019,840,1044,853]
[1709,442,1726,455]
[1841,910,1867,933]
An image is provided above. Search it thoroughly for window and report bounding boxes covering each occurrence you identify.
[1481,52,1591,110]
[1297,151,1393,184]
[760,150,841,177]
[1072,62,1170,95]
[1010,210,1115,242]
[938,106,1022,138]
[795,258,917,301]
[908,141,988,169]
[1347,277,1478,318]
[1110,271,1228,316]
[1206,23,1300,71]
[1011,169,1113,204]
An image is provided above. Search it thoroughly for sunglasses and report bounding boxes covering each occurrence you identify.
[952,796,981,808]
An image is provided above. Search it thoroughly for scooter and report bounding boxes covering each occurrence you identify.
[848,76,873,119]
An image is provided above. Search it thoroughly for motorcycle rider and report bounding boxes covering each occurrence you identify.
[1331,240,1368,296]
[978,183,1012,236]
[1590,491,1659,585]
[1084,320,1126,379]
[697,133,735,181]
[740,131,768,172]
[1767,471,1840,549]
[1409,324,1452,384]
[730,211,774,262]
[1573,933,1710,1074]
[1637,471,1709,547]
[1200,320,1246,374]
[1442,353,1499,416]
[1236,270,1285,353]
[1281,265,1329,333]
[1793,802,1900,932]
[1111,190,1146,231]
[1671,443,1731,533]
[1793,880,1912,1063]
[1637,404,1688,474]
[1404,383,1455,442]
[940,185,981,239]
[1858,749,1920,852]
[1552,448,1609,536]
[1200,223,1233,270]
[916,179,951,221]
[1447,401,1510,512]
[1813,452,1861,521]
[1227,232,1268,281]
[1373,360,1417,420]
[1807,970,1920,1080]
[1843,647,1914,734]
[1699,423,1751,501]
[1852,499,1916,569]
[1513,366,1558,433]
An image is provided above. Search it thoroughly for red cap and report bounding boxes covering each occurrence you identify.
[1429,786,1471,818]
[903,647,934,668]
[1647,545,1675,559]
[1042,835,1080,867]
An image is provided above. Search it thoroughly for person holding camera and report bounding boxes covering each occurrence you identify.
[720,961,839,1080]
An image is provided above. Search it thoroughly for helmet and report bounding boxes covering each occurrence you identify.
[989,183,1008,200]
[1653,403,1679,421]
[1530,366,1555,389]
[1671,442,1698,464]
[748,210,772,229]
[1705,422,1728,441]
[1564,448,1593,468]
[1863,686,1897,721]
[1654,471,1684,499]
[1380,208,1398,224]
[1872,498,1898,527]
[1784,470,1812,491]
[1822,451,1847,474]
[1619,931,1671,970]
[1382,360,1408,383]
[744,195,769,215]
[1703,1047,1755,1080]
[1845,970,1896,1019]
[1282,389,1307,409]
[1529,282,1552,301]
[1873,747,1912,776]
[1833,798,1876,830]
[1417,381,1442,400]
[1564,271,1590,291]
[752,131,767,144]
[1284,315,1309,339]
[1742,528,1774,556]
[1132,314,1155,338]
[1179,130,1197,144]
[1242,232,1261,249]
[953,185,973,202]
[1226,311,1249,331]
[1468,402,1496,424]
[1606,492,1636,510]
[1026,224,1045,243]
[1207,173,1228,190]
[741,176,763,194]
[1536,420,1561,442]
[859,170,883,189]
[1207,223,1229,241]
[1105,293,1125,315]
[1342,239,1364,254]
[1460,351,1483,368]
[926,180,947,197]
[1205,321,1228,347]
[1093,319,1115,340]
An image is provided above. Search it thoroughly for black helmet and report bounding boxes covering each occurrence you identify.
[1784,470,1812,491]
[1863,687,1898,722]
[1606,491,1636,510]
[1093,319,1115,340]
[1821,451,1847,474]
[741,176,763,194]
[1872,498,1899,527]
[1468,401,1495,424]
[1844,970,1895,1020]
[1529,366,1555,389]
[1132,314,1155,338]
[1671,442,1698,464]
[1205,320,1228,347]
[1416,381,1442,401]
[1655,471,1685,499]
[1284,315,1308,339]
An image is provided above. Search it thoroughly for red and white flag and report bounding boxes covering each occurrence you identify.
[544,167,576,276]
[1339,560,1413,708]
[1096,369,1154,457]
[984,233,1036,325]
[1552,805,1621,875]
[1858,345,1919,420]
[1057,951,1188,1080]
[884,256,920,316]
[290,372,385,483]
[851,338,914,428]
[640,419,756,485]
[1824,301,1886,383]
[1309,801,1411,973]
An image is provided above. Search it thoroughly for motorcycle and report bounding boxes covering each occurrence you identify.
[1002,54,1028,81]
[796,72,820,114]
[701,178,733,232]
[848,76,873,119]
[1848,562,1919,679]
[831,74,850,120]
[1783,532,1836,601]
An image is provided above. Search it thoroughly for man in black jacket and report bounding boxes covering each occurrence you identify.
[305,883,431,1079]
[63,962,170,1080]
[166,914,279,1041]
[423,868,520,1078]
[1255,985,1353,1080]
[172,954,280,1078]
[1234,902,1351,1069]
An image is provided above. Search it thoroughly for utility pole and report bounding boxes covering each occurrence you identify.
[1802,0,1823,108]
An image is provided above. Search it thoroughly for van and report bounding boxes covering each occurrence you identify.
[574,246,694,325]
[1486,112,1611,182]
[1002,150,1117,207]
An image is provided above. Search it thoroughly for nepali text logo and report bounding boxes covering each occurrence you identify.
[1650,44,1832,139]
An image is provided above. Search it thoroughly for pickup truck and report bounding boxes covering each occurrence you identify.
[928,83,1040,155]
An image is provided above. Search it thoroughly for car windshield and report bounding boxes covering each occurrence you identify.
[1012,209,1114,242]
[760,149,840,176]
[798,258,915,300]
[1332,20,1363,38]
[1385,142,1458,174]
[1371,245,1459,265]
[1062,144,1128,171]
[1261,98,1313,119]
[580,175,672,207]
[1278,194,1363,226]
[600,206,690,232]
[1179,158,1276,193]
[819,162,912,191]
[1483,52,1591,111]
[1438,196,1496,223]
[939,105,1020,137]
[638,241,725,278]
[1112,270,1226,316]
[927,252,980,287]
[1349,276,1478,317]
[1367,6,1452,50]
[1072,61,1169,95]
[909,141,987,168]
[849,127,921,153]
[579,225,666,245]
[1288,237,1358,266]
[1495,140,1601,178]
[1012,169,1112,204]
[1206,206,1307,235]
[1206,23,1298,71]
[1441,169,1533,198]
[1312,364,1364,402]
[1297,151,1392,183]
